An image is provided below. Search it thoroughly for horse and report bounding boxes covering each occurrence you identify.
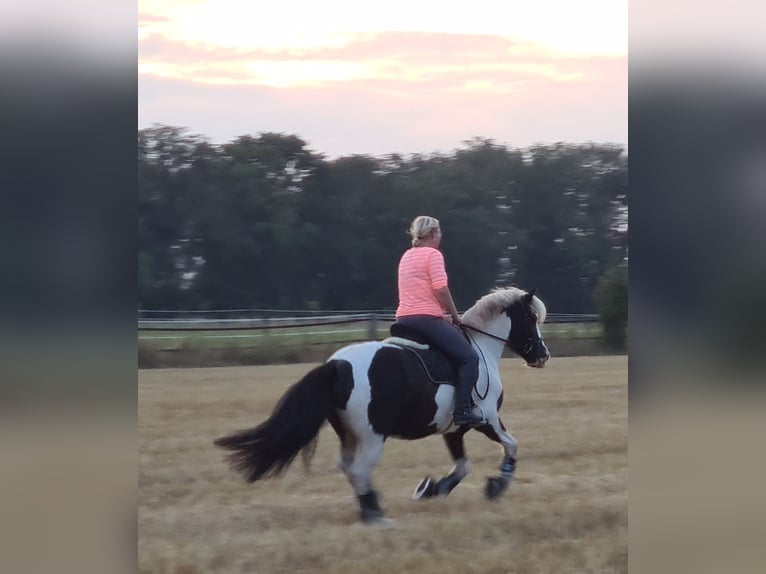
[214,286,550,524]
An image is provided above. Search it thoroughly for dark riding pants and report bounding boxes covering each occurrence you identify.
[395,315,479,405]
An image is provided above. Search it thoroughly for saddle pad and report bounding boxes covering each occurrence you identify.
[399,344,458,386]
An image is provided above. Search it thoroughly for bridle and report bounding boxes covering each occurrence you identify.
[461,317,541,357]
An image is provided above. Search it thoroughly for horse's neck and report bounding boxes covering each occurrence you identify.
[470,315,508,368]
[468,317,507,404]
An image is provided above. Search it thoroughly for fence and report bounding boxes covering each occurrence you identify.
[138,311,597,335]
[138,309,605,368]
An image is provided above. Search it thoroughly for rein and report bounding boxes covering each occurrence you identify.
[460,325,493,401]
[460,323,509,345]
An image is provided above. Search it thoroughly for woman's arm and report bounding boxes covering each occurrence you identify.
[435,286,461,324]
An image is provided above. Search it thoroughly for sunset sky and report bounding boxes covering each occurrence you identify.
[138,0,627,157]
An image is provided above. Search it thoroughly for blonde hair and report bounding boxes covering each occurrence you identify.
[408,215,441,247]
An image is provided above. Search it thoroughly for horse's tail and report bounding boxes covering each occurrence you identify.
[213,360,339,482]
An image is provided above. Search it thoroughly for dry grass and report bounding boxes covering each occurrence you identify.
[139,356,627,574]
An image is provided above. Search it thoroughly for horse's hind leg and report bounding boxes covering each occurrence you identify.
[346,435,388,523]
[337,437,356,473]
[330,411,390,523]
[328,411,356,473]
[413,429,470,499]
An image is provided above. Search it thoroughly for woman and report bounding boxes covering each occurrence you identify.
[394,215,483,426]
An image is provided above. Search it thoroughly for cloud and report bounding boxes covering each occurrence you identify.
[138,12,172,24]
[138,26,625,156]
[139,49,626,158]
[139,30,623,87]
[137,0,627,56]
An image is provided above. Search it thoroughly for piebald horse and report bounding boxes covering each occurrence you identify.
[214,286,549,523]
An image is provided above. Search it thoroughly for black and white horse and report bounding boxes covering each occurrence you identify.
[214,286,549,523]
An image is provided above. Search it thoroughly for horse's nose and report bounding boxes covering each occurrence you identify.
[540,343,550,364]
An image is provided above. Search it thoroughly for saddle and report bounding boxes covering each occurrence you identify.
[383,323,458,386]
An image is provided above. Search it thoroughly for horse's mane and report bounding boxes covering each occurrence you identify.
[462,287,547,327]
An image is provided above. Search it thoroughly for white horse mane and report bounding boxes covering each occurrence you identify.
[462,287,547,327]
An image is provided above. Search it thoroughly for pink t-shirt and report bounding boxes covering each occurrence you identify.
[395,247,449,318]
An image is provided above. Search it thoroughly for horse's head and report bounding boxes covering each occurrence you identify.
[462,286,550,368]
[504,288,550,368]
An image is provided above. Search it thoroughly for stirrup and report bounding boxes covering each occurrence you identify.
[452,408,484,426]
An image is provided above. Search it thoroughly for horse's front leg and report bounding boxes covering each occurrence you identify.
[475,416,517,500]
[413,429,470,499]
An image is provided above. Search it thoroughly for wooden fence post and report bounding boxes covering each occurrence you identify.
[367,314,378,340]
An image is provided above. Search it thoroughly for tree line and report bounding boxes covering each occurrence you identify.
[139,125,627,315]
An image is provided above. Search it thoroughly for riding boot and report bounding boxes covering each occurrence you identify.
[452,373,483,426]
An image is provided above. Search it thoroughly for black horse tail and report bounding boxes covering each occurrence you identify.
[214,360,339,482]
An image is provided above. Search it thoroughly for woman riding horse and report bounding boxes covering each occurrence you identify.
[394,215,483,426]
[214,217,551,523]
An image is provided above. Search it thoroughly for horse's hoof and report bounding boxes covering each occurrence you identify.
[365,516,397,527]
[484,476,509,500]
[361,508,383,522]
[413,476,434,500]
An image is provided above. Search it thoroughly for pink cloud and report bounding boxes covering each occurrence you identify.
[138,12,172,24]
[139,53,626,158]
[139,29,625,156]
[139,30,621,79]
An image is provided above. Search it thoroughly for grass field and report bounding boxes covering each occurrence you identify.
[139,355,627,574]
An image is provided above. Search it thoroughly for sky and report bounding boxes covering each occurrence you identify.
[138,0,627,157]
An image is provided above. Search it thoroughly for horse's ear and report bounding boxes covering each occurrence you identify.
[527,288,537,299]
